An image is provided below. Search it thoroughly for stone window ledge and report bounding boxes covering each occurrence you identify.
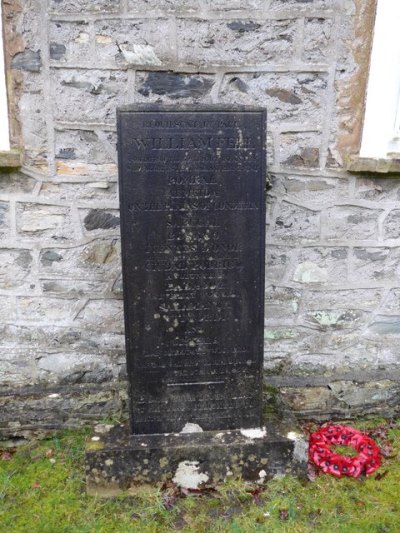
[346,155,400,174]
[0,149,22,169]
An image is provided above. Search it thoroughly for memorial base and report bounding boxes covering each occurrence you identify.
[85,423,307,496]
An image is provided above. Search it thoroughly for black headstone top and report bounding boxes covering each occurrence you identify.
[118,105,266,435]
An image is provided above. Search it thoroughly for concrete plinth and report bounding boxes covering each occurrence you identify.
[85,423,307,496]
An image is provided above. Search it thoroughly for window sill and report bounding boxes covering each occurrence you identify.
[0,148,22,169]
[346,155,400,174]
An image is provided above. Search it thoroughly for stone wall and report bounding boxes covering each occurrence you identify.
[2,0,399,436]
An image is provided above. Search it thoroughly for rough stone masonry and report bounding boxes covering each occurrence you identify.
[1,0,399,437]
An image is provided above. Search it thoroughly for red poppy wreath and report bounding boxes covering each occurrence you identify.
[308,424,382,478]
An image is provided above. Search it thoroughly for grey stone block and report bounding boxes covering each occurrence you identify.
[0,250,33,290]
[324,205,383,241]
[11,49,42,72]
[16,203,74,241]
[272,201,320,242]
[86,425,302,494]
[136,72,215,101]
[49,21,91,63]
[49,0,120,13]
[220,73,327,126]
[82,209,120,232]
[302,17,334,63]
[177,19,297,66]
[52,69,129,123]
[94,19,173,67]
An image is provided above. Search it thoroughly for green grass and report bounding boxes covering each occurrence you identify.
[1,419,400,532]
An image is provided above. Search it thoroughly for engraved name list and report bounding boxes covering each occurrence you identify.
[118,106,266,434]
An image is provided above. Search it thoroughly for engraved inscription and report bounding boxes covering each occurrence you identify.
[118,107,266,434]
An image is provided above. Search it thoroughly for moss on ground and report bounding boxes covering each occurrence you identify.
[1,419,400,532]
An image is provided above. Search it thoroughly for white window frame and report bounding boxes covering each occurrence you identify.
[360,0,400,159]
[0,1,10,151]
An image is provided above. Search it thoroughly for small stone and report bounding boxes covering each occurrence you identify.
[266,88,302,104]
[94,424,114,434]
[180,423,204,434]
[120,44,162,66]
[84,209,120,231]
[293,261,327,283]
[49,43,66,60]
[240,427,266,439]
[12,49,42,72]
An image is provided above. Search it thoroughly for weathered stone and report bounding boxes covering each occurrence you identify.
[325,206,382,241]
[112,275,123,295]
[227,21,262,32]
[275,176,349,204]
[49,42,66,60]
[379,288,400,314]
[280,132,321,168]
[39,240,120,279]
[118,106,266,434]
[264,325,327,355]
[83,209,120,231]
[136,72,214,100]
[52,69,129,123]
[383,209,400,240]
[271,0,333,8]
[37,352,113,384]
[220,73,327,125]
[303,309,365,330]
[293,247,348,284]
[40,279,108,297]
[293,262,327,284]
[0,386,126,436]
[265,88,302,105]
[302,17,334,63]
[18,90,47,154]
[0,202,9,236]
[0,173,35,195]
[17,297,82,324]
[301,288,384,312]
[265,246,294,283]
[368,316,400,336]
[328,380,400,408]
[39,182,118,203]
[355,176,400,202]
[49,21,90,63]
[0,250,32,289]
[177,19,297,66]
[280,386,332,412]
[94,19,172,66]
[40,251,63,266]
[75,299,124,332]
[49,0,120,13]
[86,424,300,495]
[11,49,41,72]
[350,247,400,283]
[273,201,320,242]
[0,351,35,387]
[16,203,73,241]
[265,285,300,324]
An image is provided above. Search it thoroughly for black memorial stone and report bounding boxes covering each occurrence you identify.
[86,105,305,494]
[117,105,266,435]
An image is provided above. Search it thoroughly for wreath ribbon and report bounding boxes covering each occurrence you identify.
[309,425,381,478]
